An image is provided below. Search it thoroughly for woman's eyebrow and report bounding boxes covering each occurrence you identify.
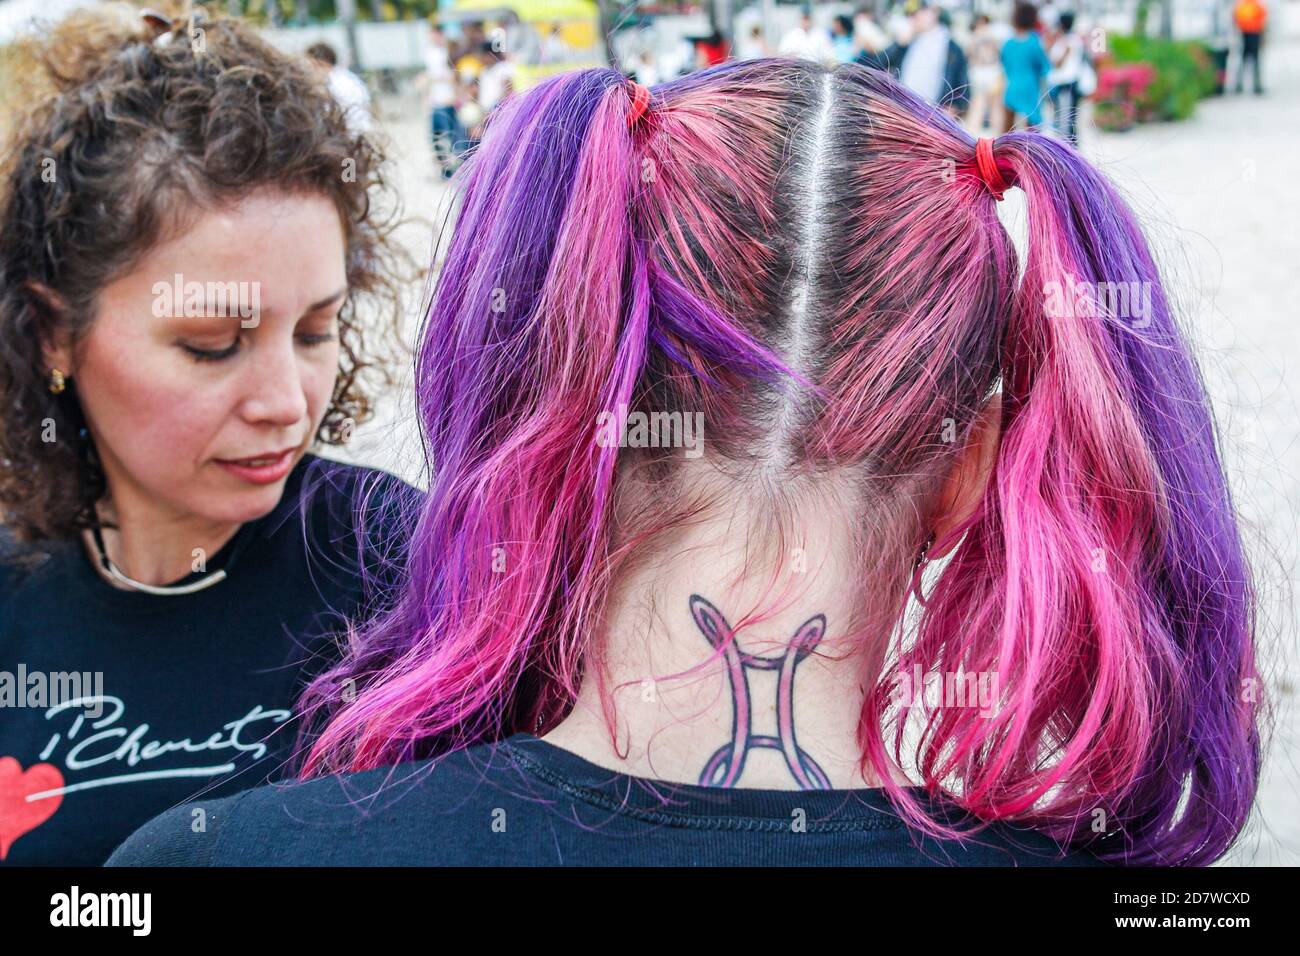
[246,287,349,320]
[303,287,349,313]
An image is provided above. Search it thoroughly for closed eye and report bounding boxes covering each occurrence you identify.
[180,339,240,363]
[296,332,337,347]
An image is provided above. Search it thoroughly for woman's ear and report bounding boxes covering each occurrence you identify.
[928,390,1002,561]
[27,281,75,375]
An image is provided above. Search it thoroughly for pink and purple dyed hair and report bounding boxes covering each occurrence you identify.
[295,60,1262,865]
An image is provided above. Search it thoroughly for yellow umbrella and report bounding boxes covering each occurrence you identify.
[448,0,600,23]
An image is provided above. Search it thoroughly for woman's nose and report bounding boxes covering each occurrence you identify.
[239,339,309,426]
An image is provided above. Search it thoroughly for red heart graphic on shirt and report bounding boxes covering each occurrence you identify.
[0,757,65,859]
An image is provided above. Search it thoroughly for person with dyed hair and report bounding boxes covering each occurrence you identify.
[111,57,1263,867]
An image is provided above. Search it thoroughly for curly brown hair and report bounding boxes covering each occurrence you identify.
[0,1,411,543]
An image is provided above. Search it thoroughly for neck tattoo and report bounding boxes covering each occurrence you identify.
[689,594,831,790]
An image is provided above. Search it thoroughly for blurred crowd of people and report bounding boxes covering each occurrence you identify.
[729,0,1097,143]
[418,13,585,178]
[398,0,1272,175]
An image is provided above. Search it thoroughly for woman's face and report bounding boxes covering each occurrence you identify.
[52,189,347,528]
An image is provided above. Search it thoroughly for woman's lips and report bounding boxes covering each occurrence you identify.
[214,447,296,485]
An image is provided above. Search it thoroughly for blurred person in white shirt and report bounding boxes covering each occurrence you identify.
[779,8,837,66]
[1046,10,1085,144]
[966,13,1005,134]
[538,22,573,63]
[736,24,773,60]
[422,23,463,177]
[478,44,516,113]
[499,10,541,65]
[853,7,890,59]
[306,42,372,137]
[634,50,663,86]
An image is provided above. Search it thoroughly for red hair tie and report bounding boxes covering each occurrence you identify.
[974,137,1012,201]
[626,81,651,130]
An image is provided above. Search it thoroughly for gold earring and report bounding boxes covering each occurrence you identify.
[48,368,66,394]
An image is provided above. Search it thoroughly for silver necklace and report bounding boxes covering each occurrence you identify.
[88,525,228,596]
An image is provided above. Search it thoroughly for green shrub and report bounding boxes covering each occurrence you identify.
[1105,34,1218,121]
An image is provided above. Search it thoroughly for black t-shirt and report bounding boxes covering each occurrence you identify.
[106,733,1110,866]
[0,452,418,865]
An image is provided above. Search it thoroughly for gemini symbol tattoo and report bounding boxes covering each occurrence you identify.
[688,594,831,790]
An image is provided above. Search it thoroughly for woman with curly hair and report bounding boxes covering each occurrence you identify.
[0,2,419,864]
